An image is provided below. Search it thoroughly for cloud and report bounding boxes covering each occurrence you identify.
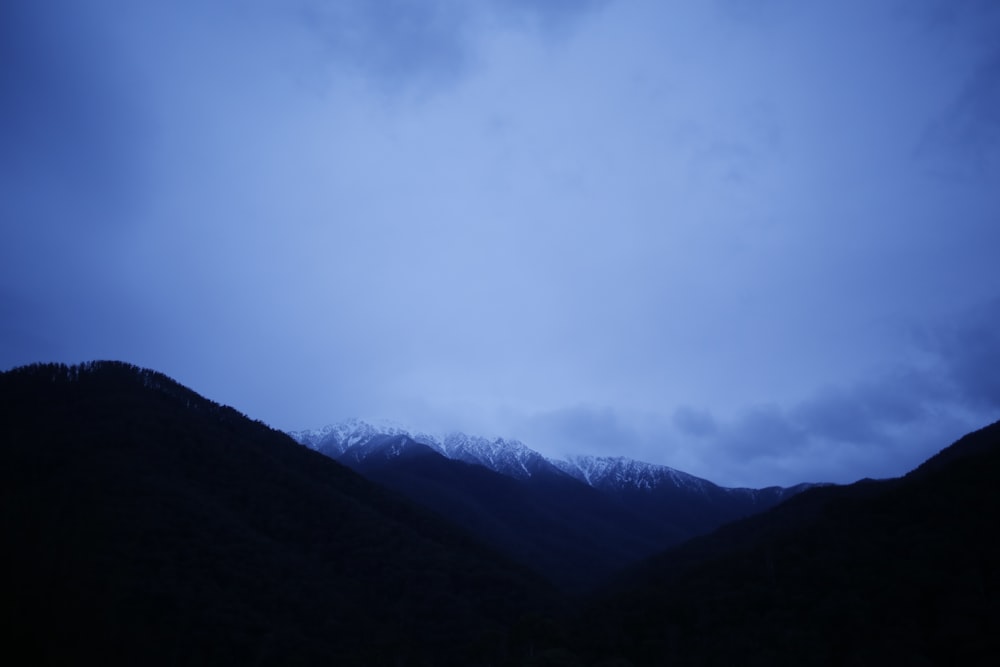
[911,1,1000,177]
[789,373,935,446]
[286,0,610,94]
[716,405,808,462]
[925,297,1000,410]
[515,404,644,458]
[920,52,1000,177]
[947,51,1000,172]
[672,406,718,437]
[509,296,1000,488]
[293,0,473,91]
[663,298,1000,486]
[490,0,609,31]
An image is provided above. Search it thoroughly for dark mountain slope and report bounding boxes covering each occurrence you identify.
[575,420,1000,666]
[346,441,668,592]
[306,427,811,592]
[0,362,559,666]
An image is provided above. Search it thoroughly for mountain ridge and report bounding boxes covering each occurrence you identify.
[290,419,812,495]
[290,419,816,590]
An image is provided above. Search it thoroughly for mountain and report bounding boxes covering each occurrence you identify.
[292,421,812,590]
[0,362,559,666]
[291,420,563,480]
[437,432,561,480]
[554,453,716,490]
[293,420,811,498]
[343,440,667,592]
[571,419,1000,665]
[290,418,439,454]
[6,361,997,664]
[555,454,814,536]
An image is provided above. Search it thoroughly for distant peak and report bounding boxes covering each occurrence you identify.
[438,432,555,480]
[289,418,427,450]
[553,454,714,492]
[287,420,799,493]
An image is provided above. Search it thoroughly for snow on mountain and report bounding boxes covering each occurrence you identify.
[289,418,437,460]
[437,432,560,480]
[553,455,716,494]
[288,420,805,494]
[289,420,560,480]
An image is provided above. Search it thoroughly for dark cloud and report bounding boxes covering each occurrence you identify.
[672,406,718,437]
[656,298,1000,485]
[518,405,643,457]
[790,372,935,446]
[911,1,1000,178]
[717,405,808,462]
[920,52,1000,177]
[902,0,1000,30]
[926,297,1000,410]
[949,52,1000,171]
[679,395,928,486]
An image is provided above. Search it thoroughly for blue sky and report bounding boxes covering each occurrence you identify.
[2,0,999,486]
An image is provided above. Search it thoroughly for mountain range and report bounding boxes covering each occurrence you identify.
[3,361,998,665]
[290,420,812,590]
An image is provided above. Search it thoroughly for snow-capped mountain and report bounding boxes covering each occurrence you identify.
[553,455,716,494]
[291,420,560,480]
[289,420,807,495]
[437,432,561,480]
[288,419,815,590]
[552,454,814,504]
[290,418,438,462]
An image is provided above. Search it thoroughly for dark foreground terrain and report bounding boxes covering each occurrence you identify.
[3,361,998,665]
[573,418,1000,665]
[1,362,559,665]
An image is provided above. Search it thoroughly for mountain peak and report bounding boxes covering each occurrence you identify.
[287,420,819,497]
[438,432,556,480]
[290,421,563,480]
[288,420,734,490]
[554,454,716,493]
[290,419,438,456]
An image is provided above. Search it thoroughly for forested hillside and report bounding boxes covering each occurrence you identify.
[0,362,559,666]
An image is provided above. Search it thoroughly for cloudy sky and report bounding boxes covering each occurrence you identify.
[3,0,998,487]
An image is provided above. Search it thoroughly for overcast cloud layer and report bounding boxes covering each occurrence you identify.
[2,0,999,486]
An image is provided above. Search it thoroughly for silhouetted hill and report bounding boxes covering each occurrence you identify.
[0,362,559,666]
[574,419,1000,665]
[907,419,1000,478]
